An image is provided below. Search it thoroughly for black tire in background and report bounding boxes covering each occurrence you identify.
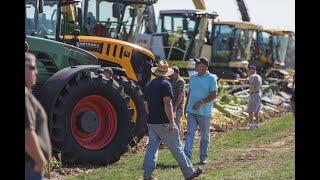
[113,75,147,146]
[50,73,131,165]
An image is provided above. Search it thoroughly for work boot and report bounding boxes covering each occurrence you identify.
[185,167,203,180]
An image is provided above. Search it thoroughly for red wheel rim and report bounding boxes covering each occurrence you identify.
[71,95,117,150]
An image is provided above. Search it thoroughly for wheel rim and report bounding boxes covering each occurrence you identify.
[71,95,117,150]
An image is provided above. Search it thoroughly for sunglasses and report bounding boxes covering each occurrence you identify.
[25,64,37,71]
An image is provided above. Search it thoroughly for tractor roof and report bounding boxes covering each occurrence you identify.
[263,28,287,35]
[108,0,155,4]
[160,9,218,19]
[213,21,263,30]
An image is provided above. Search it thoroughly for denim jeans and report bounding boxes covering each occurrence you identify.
[184,113,211,161]
[25,160,44,180]
[143,123,194,178]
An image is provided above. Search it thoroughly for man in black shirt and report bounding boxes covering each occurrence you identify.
[143,61,202,180]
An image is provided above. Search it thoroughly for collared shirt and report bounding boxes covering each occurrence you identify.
[187,71,218,117]
[170,77,185,109]
[144,77,173,124]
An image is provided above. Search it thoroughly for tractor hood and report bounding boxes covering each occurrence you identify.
[64,35,155,60]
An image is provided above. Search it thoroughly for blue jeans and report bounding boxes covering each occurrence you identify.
[184,113,211,161]
[25,160,44,180]
[143,123,194,178]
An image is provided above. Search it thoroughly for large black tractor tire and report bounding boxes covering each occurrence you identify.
[113,75,147,146]
[50,73,131,165]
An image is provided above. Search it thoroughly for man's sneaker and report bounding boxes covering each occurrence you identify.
[143,176,157,180]
[200,157,208,165]
[185,167,203,180]
[248,124,255,130]
[254,124,260,129]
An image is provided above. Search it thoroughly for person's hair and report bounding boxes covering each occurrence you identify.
[104,67,113,75]
[171,66,179,73]
[25,52,36,62]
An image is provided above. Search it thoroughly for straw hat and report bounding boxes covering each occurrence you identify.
[151,60,174,77]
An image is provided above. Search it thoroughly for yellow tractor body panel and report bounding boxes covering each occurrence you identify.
[64,35,155,82]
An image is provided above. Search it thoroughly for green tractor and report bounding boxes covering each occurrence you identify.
[151,9,218,78]
[26,0,154,151]
[250,28,292,80]
[210,21,262,79]
[26,0,136,165]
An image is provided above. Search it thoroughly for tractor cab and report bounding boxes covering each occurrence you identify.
[251,29,290,70]
[210,21,262,78]
[283,30,295,69]
[156,9,218,61]
[25,0,81,40]
[82,0,155,42]
[25,0,59,39]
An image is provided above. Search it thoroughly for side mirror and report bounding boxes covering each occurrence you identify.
[72,29,81,36]
[183,18,188,31]
[112,3,124,19]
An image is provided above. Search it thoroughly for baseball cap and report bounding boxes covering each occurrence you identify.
[194,57,209,67]
[248,65,256,71]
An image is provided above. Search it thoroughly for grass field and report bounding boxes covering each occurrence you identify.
[66,113,295,180]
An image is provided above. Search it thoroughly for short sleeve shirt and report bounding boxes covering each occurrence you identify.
[187,71,218,117]
[247,74,262,93]
[144,77,173,124]
[25,87,52,161]
[170,77,185,109]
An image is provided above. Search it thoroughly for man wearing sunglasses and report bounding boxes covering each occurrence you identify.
[25,52,51,180]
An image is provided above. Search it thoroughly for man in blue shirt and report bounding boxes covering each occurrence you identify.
[184,57,218,165]
[143,61,202,180]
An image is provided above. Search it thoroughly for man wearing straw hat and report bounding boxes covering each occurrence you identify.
[143,60,202,180]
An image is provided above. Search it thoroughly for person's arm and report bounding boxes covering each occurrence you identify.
[184,89,190,116]
[192,91,217,110]
[25,95,46,173]
[25,130,47,173]
[144,101,149,114]
[192,76,218,110]
[173,80,185,112]
[173,90,184,111]
[163,96,175,132]
[162,81,175,132]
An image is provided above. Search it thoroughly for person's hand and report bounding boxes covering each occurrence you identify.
[192,101,203,110]
[168,122,176,133]
[34,159,46,173]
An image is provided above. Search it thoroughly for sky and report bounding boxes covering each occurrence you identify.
[153,0,295,31]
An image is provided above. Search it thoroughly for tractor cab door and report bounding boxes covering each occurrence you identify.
[157,14,198,60]
[211,24,235,63]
